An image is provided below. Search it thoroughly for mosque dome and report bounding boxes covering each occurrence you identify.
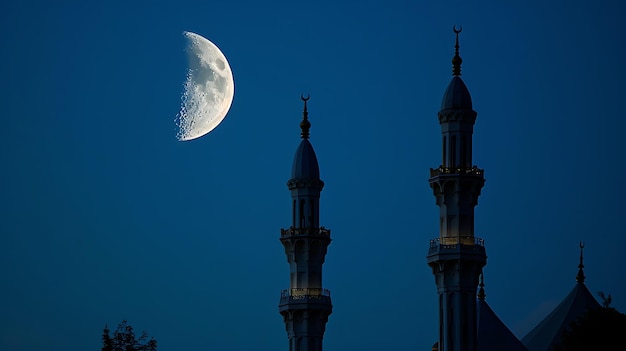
[291,139,320,180]
[441,76,473,110]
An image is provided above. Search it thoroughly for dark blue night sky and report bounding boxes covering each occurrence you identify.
[1,1,625,350]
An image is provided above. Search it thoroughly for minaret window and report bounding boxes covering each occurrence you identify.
[450,136,457,167]
[468,138,472,167]
[300,199,305,228]
[442,136,447,166]
[461,135,467,168]
[292,199,296,227]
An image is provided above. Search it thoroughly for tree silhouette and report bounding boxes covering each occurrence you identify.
[557,292,626,351]
[101,320,157,351]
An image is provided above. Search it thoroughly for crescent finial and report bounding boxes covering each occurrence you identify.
[477,272,486,301]
[300,95,311,139]
[451,25,463,76]
[576,241,586,283]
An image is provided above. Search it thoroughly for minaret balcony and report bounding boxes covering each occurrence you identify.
[431,236,484,247]
[428,236,486,260]
[429,166,484,178]
[281,227,331,237]
[279,288,331,304]
[427,236,487,277]
[428,236,485,253]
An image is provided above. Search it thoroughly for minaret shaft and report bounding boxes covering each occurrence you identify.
[283,230,329,289]
[289,184,322,229]
[431,174,484,240]
[279,229,332,351]
[441,121,475,169]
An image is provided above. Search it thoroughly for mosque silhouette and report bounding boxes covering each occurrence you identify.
[275,28,602,351]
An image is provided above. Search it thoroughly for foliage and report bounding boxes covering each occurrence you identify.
[101,320,157,351]
[556,292,626,351]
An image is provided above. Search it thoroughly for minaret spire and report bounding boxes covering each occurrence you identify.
[300,94,311,139]
[452,25,463,76]
[477,273,486,301]
[576,241,585,283]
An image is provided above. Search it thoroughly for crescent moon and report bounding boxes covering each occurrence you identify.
[453,25,463,34]
[176,31,235,141]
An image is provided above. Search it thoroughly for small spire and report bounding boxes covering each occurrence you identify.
[576,241,585,283]
[300,94,311,139]
[477,272,486,300]
[452,25,463,76]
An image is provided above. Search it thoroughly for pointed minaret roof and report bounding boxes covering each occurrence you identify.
[441,26,473,110]
[521,243,602,351]
[291,95,321,180]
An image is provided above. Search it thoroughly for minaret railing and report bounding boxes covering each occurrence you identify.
[429,236,485,248]
[281,288,331,297]
[280,227,331,237]
[429,166,484,177]
[279,288,332,304]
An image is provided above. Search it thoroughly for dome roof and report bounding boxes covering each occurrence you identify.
[291,139,320,179]
[441,76,473,110]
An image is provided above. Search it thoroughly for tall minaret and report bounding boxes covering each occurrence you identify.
[426,27,487,351]
[279,96,332,351]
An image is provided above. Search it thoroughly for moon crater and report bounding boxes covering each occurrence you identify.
[176,31,234,141]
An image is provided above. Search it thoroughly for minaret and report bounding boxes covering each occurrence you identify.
[279,96,332,351]
[426,27,487,351]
